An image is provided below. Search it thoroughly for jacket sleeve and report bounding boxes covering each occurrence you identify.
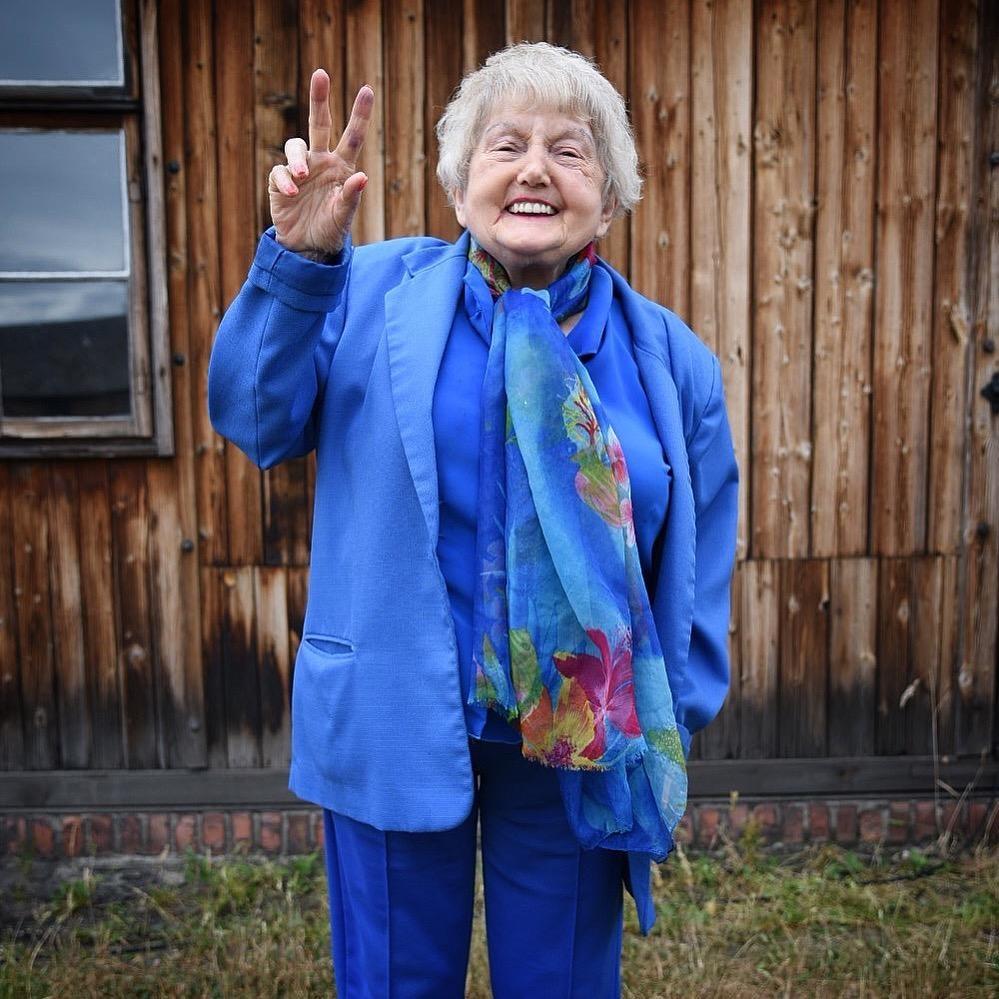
[675,355,739,755]
[208,228,352,469]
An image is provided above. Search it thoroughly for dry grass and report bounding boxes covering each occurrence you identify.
[1,838,996,998]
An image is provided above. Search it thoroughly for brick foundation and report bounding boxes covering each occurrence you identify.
[1,797,996,860]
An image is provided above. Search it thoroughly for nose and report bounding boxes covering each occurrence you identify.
[516,143,550,186]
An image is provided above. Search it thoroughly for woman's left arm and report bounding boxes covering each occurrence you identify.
[676,356,740,755]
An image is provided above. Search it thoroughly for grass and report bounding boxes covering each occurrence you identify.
[1,838,996,998]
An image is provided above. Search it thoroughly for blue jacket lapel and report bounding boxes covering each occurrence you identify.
[384,231,470,545]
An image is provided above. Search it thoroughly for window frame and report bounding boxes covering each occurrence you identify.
[0,0,172,458]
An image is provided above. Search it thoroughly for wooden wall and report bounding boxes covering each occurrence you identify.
[0,0,995,780]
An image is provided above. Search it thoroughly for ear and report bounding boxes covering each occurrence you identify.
[452,187,467,229]
[595,195,616,240]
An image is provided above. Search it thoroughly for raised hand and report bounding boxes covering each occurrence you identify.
[268,69,374,257]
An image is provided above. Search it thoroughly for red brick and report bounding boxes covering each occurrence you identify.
[259,812,283,853]
[674,813,693,845]
[751,803,780,843]
[728,803,749,837]
[782,804,804,844]
[287,812,310,854]
[202,812,225,851]
[859,806,885,844]
[61,815,84,858]
[89,814,113,854]
[809,803,830,842]
[174,814,197,852]
[835,804,858,844]
[120,814,143,854]
[312,812,325,852]
[913,801,937,843]
[887,802,910,844]
[31,818,55,858]
[231,811,252,849]
[3,816,26,855]
[147,814,170,855]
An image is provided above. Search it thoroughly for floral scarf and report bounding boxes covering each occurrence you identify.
[467,237,687,859]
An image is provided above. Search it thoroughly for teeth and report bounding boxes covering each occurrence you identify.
[508,202,556,215]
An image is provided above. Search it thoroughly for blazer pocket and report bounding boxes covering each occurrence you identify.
[302,633,355,659]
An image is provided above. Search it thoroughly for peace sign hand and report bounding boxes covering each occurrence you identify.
[269,69,374,257]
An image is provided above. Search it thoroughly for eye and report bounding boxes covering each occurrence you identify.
[557,147,583,159]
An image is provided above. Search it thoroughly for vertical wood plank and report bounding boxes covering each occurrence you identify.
[739,559,779,757]
[287,566,310,677]
[778,558,829,757]
[870,0,939,555]
[184,0,229,565]
[424,0,464,242]
[200,567,228,769]
[698,558,742,759]
[221,567,261,767]
[11,464,57,769]
[463,0,506,73]
[935,551,959,755]
[956,0,997,755]
[0,467,24,769]
[629,0,690,312]
[109,462,159,768]
[299,0,347,155]
[827,557,877,756]
[690,0,752,561]
[811,0,876,556]
[592,0,630,275]
[750,0,817,559]
[151,0,208,769]
[255,567,292,767]
[218,0,264,565]
[875,557,910,754]
[908,556,943,754]
[47,465,89,768]
[77,463,123,768]
[928,0,977,554]
[385,0,425,238]
[346,0,385,244]
[507,0,546,42]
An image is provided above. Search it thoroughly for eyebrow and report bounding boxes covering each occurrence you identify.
[482,121,596,149]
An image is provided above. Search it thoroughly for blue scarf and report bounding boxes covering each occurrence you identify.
[467,238,687,859]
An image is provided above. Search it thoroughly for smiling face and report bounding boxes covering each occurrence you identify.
[452,106,615,289]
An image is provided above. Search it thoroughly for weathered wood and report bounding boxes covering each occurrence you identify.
[778,558,829,757]
[298,0,346,155]
[875,557,911,755]
[0,466,24,770]
[751,0,816,559]
[956,0,997,756]
[811,0,876,557]
[216,0,264,566]
[739,559,779,758]
[507,0,546,42]
[385,0,426,238]
[871,0,939,555]
[183,0,229,565]
[220,567,261,768]
[827,557,877,756]
[199,568,228,770]
[46,465,89,769]
[10,465,57,769]
[629,0,690,313]
[254,567,292,768]
[149,0,208,770]
[346,0,385,244]
[908,557,944,755]
[77,463,123,769]
[108,462,159,769]
[928,0,977,555]
[690,0,752,561]
[287,566,309,670]
[462,0,506,75]
[424,0,464,242]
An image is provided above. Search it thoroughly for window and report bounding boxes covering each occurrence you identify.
[0,0,172,456]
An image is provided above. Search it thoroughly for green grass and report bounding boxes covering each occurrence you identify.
[1,842,996,997]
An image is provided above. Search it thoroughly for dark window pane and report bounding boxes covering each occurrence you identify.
[0,130,127,273]
[0,281,130,418]
[0,0,122,85]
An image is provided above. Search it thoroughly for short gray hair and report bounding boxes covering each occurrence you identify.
[435,42,641,216]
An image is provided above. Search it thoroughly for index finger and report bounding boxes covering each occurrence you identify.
[333,85,375,168]
[308,68,333,152]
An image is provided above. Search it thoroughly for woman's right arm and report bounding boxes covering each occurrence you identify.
[207,70,373,469]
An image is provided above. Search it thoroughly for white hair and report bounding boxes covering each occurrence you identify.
[435,42,641,216]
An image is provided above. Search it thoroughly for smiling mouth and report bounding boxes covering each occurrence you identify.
[505,201,558,216]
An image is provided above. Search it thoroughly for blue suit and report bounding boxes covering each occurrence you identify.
[208,228,739,940]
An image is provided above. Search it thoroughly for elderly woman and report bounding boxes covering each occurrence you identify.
[209,42,737,999]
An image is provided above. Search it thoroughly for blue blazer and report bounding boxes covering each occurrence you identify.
[209,228,738,922]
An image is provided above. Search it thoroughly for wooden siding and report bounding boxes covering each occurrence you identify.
[0,0,995,779]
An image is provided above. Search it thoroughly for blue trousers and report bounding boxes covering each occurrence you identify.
[322,738,626,998]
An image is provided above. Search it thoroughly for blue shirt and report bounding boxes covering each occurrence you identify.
[433,260,672,741]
